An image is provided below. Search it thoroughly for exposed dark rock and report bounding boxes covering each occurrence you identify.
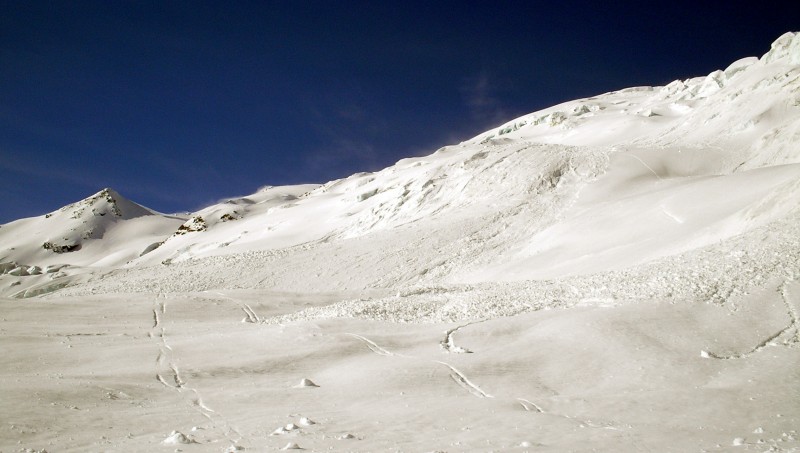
[42,242,81,253]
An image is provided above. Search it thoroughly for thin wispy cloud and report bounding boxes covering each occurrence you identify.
[336,104,368,123]
[302,96,394,179]
[0,149,100,190]
[304,138,383,178]
[461,71,510,126]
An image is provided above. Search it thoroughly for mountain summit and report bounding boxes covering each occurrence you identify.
[0,188,183,279]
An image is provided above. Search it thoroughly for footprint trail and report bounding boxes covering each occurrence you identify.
[147,293,245,445]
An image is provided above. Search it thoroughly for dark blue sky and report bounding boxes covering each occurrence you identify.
[1,1,798,222]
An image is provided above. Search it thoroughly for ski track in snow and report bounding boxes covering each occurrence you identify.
[346,331,625,431]
[516,398,544,413]
[346,332,493,399]
[207,290,261,323]
[622,154,663,180]
[659,205,685,224]
[515,397,621,431]
[440,320,485,353]
[346,328,634,434]
[147,293,244,445]
[242,303,260,323]
[345,333,396,356]
[436,361,493,398]
[704,279,800,360]
[783,280,800,344]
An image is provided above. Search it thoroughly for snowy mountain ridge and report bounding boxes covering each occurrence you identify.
[2,32,800,300]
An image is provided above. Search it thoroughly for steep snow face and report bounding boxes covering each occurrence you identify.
[475,32,800,171]
[450,34,800,281]
[128,33,800,282]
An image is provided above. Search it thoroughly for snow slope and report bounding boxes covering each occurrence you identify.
[4,34,800,293]
[0,188,182,265]
[2,32,800,453]
[4,31,793,297]
[0,188,186,297]
[134,33,800,282]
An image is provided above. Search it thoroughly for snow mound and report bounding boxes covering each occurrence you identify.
[160,430,196,445]
[271,423,300,436]
[298,417,315,426]
[294,378,319,388]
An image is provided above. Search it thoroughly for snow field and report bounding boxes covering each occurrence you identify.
[42,202,800,326]
[3,285,799,451]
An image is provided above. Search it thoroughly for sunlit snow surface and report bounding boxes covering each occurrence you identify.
[2,33,800,452]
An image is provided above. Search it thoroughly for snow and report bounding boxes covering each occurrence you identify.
[294,378,320,388]
[161,430,196,445]
[2,32,800,452]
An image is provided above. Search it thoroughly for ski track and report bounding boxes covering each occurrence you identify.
[436,361,493,398]
[148,293,244,445]
[346,332,494,398]
[440,320,485,353]
[623,154,663,180]
[782,279,800,344]
[704,279,800,360]
[517,398,544,413]
[242,303,260,323]
[345,333,395,356]
[207,290,261,323]
[659,205,684,224]
[345,320,625,431]
[347,331,625,431]
[516,397,620,431]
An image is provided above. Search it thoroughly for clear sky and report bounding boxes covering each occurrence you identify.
[1,1,798,223]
